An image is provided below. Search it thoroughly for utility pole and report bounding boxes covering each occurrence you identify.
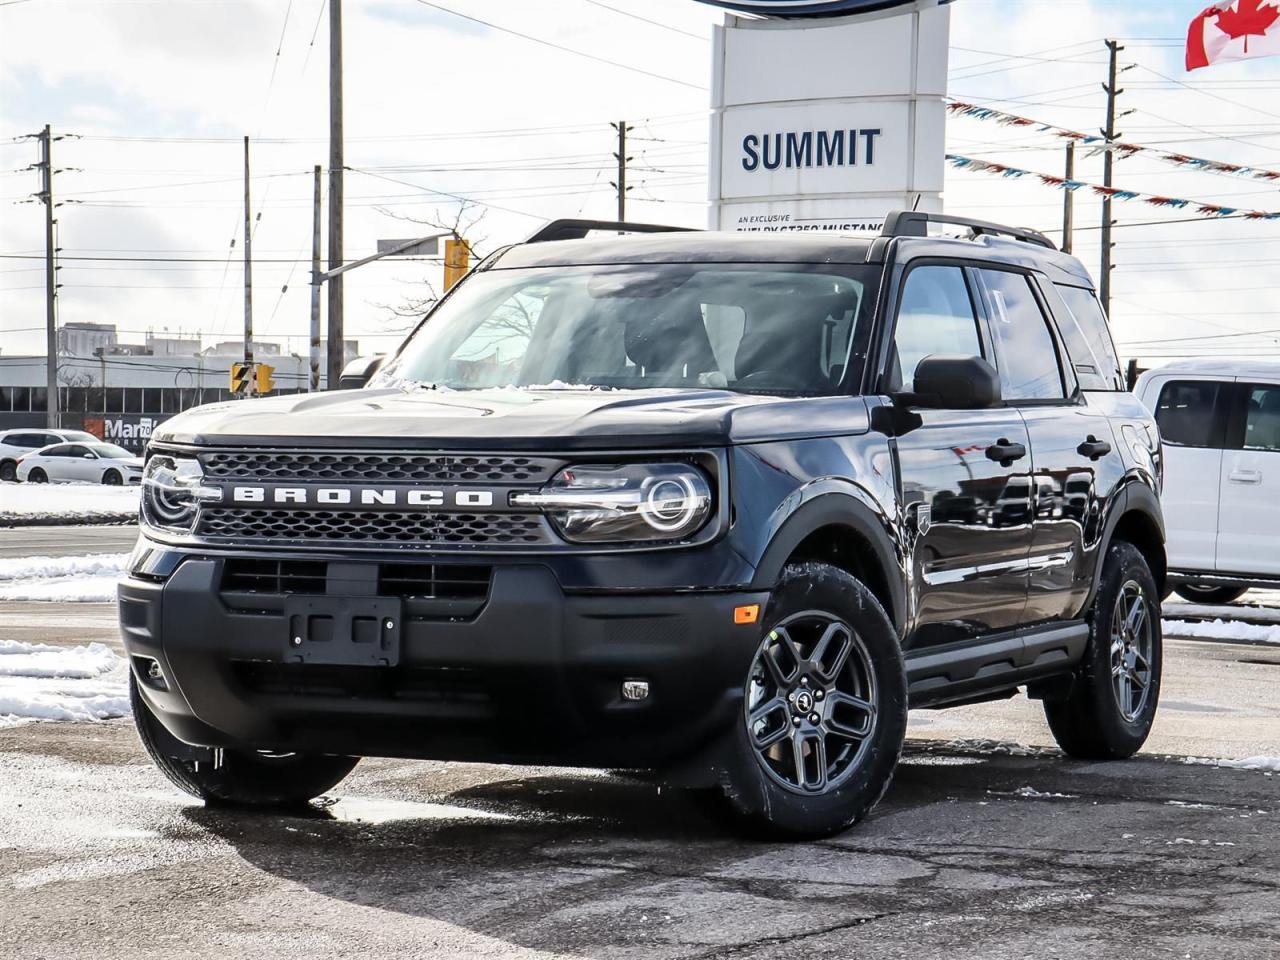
[1061,141,1075,255]
[1100,39,1123,318]
[610,120,631,222]
[37,125,60,428]
[243,135,254,374]
[310,165,322,392]
[326,0,345,388]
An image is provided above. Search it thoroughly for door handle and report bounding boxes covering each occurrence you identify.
[986,438,1027,466]
[1229,469,1262,484]
[1077,435,1112,460]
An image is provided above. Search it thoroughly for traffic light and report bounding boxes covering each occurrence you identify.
[256,363,275,394]
[230,362,251,394]
[444,238,470,291]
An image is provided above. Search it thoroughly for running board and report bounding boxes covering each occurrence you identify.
[905,622,1088,708]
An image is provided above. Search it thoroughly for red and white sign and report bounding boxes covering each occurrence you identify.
[1187,0,1280,71]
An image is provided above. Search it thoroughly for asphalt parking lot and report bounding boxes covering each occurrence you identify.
[1,527,1278,959]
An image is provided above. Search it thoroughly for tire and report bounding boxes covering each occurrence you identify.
[130,674,358,807]
[1045,541,1162,760]
[27,468,47,483]
[0,460,15,482]
[1174,583,1247,605]
[714,561,907,840]
[102,469,122,486]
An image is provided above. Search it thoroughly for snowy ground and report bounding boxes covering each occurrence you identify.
[0,638,129,727]
[0,482,139,525]
[0,552,127,603]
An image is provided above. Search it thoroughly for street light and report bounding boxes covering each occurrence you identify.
[309,232,447,392]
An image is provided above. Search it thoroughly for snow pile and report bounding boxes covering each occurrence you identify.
[1163,618,1280,644]
[0,552,127,603]
[1217,756,1280,772]
[0,639,129,726]
[0,483,138,526]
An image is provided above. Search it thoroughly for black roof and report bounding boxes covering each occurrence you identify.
[490,226,1095,289]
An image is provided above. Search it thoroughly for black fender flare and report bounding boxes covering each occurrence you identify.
[1087,479,1167,608]
[750,487,907,632]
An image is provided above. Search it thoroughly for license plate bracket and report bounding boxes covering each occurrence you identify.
[283,596,402,667]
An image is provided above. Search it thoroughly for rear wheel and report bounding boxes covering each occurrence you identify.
[130,675,358,807]
[715,562,907,839]
[1174,583,1246,605]
[1045,541,1162,760]
[0,460,15,482]
[27,468,47,483]
[102,469,122,486]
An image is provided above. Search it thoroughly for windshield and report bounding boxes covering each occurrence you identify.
[88,443,133,459]
[376,264,877,396]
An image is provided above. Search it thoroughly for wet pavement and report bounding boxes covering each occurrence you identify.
[0,714,1276,959]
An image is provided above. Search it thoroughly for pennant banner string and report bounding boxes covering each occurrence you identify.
[945,153,1280,221]
[947,100,1280,185]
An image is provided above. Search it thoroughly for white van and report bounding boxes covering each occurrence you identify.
[1136,359,1280,603]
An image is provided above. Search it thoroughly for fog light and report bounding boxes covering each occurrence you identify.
[134,655,168,691]
[621,679,650,702]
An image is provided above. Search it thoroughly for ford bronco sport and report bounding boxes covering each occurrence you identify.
[121,212,1166,838]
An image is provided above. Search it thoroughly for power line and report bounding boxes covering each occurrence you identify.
[579,0,706,40]
[407,0,705,90]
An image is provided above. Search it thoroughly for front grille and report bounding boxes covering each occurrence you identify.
[198,509,550,547]
[198,451,560,484]
[378,562,490,599]
[222,559,327,594]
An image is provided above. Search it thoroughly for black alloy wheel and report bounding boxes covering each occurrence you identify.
[0,460,15,482]
[102,469,122,486]
[715,562,907,839]
[1045,541,1163,760]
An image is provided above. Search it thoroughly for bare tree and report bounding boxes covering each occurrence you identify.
[369,202,488,322]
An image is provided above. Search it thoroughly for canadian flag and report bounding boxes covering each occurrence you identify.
[1187,0,1280,70]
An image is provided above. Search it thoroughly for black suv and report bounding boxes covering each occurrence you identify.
[121,212,1165,838]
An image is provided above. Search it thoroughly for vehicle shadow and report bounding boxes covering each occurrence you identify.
[180,745,1084,957]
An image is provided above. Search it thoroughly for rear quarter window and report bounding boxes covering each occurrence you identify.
[1051,284,1124,391]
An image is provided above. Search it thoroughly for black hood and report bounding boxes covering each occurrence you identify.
[150,387,871,450]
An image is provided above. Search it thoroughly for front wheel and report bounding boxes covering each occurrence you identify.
[130,675,358,807]
[714,562,907,839]
[1174,583,1246,605]
[1044,541,1162,760]
[102,469,122,486]
[27,468,47,483]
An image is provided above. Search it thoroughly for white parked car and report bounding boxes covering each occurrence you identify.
[1136,359,1280,604]
[16,441,143,485]
[0,428,100,482]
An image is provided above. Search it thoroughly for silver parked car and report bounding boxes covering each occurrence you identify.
[16,441,144,485]
[0,428,100,482]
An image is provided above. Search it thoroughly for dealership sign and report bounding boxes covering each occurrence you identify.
[708,0,950,231]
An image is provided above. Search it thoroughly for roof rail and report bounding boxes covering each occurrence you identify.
[525,218,699,244]
[881,211,1056,250]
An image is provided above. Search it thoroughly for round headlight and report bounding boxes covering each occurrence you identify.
[513,462,713,544]
[141,455,215,533]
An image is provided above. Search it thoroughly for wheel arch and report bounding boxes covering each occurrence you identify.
[1096,483,1167,601]
[751,492,906,634]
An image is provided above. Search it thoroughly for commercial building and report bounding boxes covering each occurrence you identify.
[0,326,362,451]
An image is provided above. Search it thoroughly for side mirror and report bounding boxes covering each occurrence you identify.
[902,355,1002,410]
[82,453,96,460]
[338,354,386,390]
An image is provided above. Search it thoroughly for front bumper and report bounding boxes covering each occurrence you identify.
[120,554,769,769]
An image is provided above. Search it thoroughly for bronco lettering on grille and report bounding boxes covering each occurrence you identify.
[228,486,496,508]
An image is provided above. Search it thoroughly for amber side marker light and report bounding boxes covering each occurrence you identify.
[734,604,760,625]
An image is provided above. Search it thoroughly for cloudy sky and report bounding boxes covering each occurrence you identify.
[2,0,1279,367]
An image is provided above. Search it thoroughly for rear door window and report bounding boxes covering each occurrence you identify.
[1047,284,1124,390]
[1242,384,1280,452]
[1154,380,1228,448]
[976,269,1067,402]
